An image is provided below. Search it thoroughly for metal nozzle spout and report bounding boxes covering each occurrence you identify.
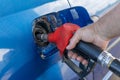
[36,33,48,42]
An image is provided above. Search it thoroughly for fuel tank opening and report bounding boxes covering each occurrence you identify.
[33,16,51,47]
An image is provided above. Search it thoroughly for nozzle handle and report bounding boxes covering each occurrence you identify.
[74,41,103,61]
[74,41,120,77]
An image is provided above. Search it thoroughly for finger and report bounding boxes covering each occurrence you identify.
[66,29,81,50]
[71,53,78,60]
[76,56,84,62]
[67,51,74,58]
[82,60,88,65]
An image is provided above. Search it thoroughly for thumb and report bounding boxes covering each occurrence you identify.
[66,29,81,50]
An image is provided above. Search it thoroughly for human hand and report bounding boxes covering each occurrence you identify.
[66,24,109,65]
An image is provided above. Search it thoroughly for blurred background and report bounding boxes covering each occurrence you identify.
[0,0,120,80]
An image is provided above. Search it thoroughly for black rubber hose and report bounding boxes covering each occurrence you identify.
[109,59,120,77]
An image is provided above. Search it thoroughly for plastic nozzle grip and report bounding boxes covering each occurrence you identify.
[48,23,80,55]
[74,41,103,61]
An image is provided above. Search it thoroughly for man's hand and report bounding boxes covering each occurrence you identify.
[66,24,109,65]
[66,3,120,65]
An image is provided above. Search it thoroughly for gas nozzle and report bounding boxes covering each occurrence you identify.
[38,23,120,78]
